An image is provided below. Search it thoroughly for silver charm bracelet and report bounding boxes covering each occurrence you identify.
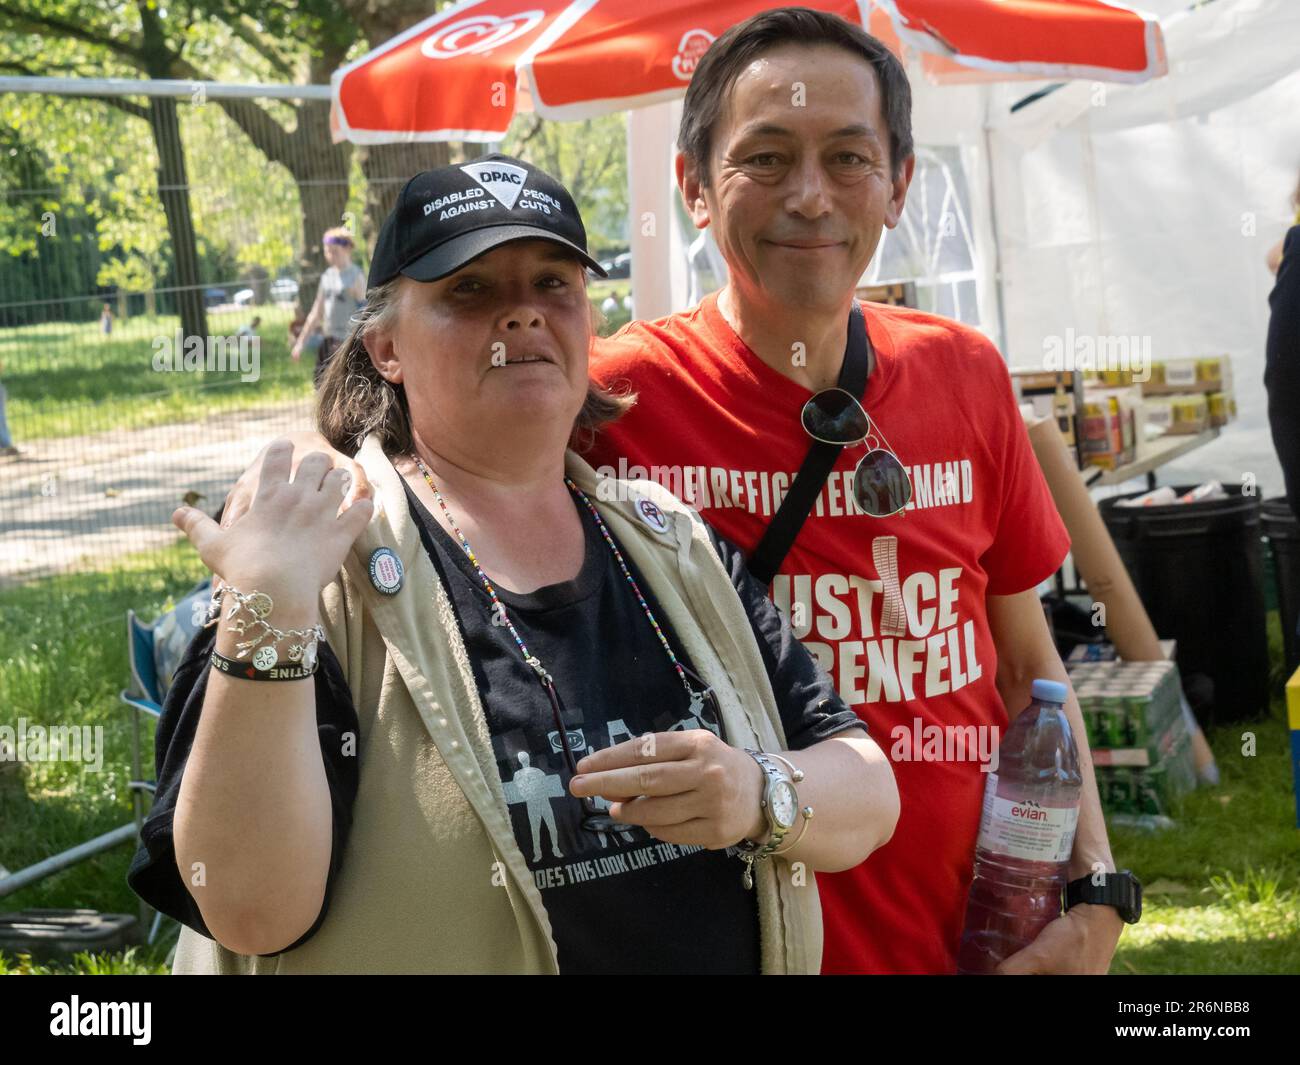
[202,584,325,673]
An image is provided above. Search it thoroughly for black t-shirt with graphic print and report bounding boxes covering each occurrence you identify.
[127,483,865,974]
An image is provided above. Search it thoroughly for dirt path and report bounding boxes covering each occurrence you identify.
[0,399,315,586]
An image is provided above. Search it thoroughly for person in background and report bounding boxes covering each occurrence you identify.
[1265,172,1300,527]
[0,359,18,457]
[289,311,320,363]
[237,316,262,340]
[601,290,621,316]
[291,228,366,386]
[100,302,113,337]
[1266,169,1300,276]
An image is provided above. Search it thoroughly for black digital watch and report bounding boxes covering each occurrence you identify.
[1065,869,1143,924]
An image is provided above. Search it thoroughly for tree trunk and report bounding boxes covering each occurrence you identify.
[358,142,453,238]
[138,3,206,340]
[147,94,207,341]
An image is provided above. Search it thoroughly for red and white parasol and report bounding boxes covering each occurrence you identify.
[331,0,1167,144]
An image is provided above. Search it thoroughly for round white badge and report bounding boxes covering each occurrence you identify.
[635,497,670,534]
[369,547,404,595]
[252,645,279,670]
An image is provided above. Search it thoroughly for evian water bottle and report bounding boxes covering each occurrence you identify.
[957,678,1082,974]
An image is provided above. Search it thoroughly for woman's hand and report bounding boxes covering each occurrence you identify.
[173,440,374,612]
[570,731,766,849]
[222,432,371,533]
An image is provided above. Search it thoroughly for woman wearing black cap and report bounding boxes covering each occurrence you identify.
[128,155,898,975]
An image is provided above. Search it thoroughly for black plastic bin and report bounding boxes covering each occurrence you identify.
[1099,485,1268,726]
[1262,497,1300,677]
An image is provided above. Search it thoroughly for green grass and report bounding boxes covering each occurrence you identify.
[1,538,1297,974]
[1109,716,1300,973]
[1,291,634,444]
[0,945,172,975]
[1109,610,1300,973]
[0,538,205,974]
[0,304,315,442]
[1113,876,1299,975]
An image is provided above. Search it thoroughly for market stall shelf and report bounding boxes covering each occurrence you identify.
[1083,428,1221,488]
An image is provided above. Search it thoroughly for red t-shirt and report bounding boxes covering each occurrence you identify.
[584,292,1070,974]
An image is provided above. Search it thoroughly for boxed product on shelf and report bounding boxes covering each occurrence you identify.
[1079,387,1140,470]
[1207,389,1237,428]
[1142,355,1233,396]
[1097,368,1137,388]
[1144,393,1210,435]
[1013,369,1083,457]
[1115,387,1145,457]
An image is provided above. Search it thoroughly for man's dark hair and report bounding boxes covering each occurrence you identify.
[678,7,913,184]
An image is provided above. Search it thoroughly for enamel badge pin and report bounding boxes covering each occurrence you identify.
[368,546,404,595]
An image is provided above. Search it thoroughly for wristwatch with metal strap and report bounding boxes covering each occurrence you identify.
[735,749,800,889]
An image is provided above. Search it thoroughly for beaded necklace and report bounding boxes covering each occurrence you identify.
[411,454,707,719]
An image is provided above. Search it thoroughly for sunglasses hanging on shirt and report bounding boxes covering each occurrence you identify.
[801,387,913,518]
[746,301,912,586]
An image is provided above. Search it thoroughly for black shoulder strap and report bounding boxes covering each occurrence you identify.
[746,302,869,585]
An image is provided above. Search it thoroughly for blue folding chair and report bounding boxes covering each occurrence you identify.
[120,579,212,945]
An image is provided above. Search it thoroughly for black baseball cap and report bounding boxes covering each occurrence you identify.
[367,153,607,289]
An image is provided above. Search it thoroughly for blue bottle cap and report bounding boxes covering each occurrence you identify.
[1031,678,1069,705]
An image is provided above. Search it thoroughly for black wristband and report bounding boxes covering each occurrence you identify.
[210,649,316,681]
[1065,870,1142,924]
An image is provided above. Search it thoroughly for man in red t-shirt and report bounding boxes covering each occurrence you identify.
[586,296,1077,973]
[575,11,1125,974]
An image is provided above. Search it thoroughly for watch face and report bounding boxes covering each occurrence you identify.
[771,780,798,829]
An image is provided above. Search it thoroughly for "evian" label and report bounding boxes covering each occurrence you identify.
[975,772,1079,863]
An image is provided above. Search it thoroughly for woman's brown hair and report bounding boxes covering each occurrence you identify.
[316,277,634,458]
